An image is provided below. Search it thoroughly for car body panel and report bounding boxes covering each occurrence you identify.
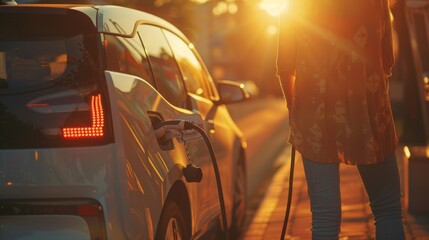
[105,71,217,238]
[1,215,91,240]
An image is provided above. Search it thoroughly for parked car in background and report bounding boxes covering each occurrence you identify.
[0,4,248,239]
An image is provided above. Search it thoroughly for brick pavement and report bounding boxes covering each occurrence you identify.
[243,147,429,240]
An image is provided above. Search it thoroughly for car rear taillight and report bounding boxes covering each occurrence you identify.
[62,94,105,139]
[78,204,100,217]
[22,90,111,147]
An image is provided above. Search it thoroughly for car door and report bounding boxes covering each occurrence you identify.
[137,24,215,234]
[104,32,177,239]
[162,30,237,223]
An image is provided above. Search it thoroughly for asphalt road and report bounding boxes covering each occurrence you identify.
[227,97,290,198]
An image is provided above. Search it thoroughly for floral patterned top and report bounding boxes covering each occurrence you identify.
[277,0,398,164]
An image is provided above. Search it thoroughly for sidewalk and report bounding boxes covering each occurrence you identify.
[243,147,429,240]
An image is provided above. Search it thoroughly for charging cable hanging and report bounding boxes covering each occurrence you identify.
[276,9,297,240]
[280,147,295,240]
[154,120,229,240]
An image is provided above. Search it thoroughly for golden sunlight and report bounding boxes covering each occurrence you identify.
[259,0,289,17]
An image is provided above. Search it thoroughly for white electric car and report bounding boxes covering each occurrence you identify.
[0,4,248,239]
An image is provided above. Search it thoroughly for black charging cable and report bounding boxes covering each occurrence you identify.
[154,120,229,240]
[275,10,297,240]
[280,147,295,240]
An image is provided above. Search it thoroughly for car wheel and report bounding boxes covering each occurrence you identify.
[155,200,190,240]
[230,154,247,239]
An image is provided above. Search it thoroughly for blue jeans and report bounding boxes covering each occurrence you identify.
[302,154,405,240]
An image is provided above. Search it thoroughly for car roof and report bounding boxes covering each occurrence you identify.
[0,4,187,40]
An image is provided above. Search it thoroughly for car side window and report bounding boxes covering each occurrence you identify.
[138,25,187,108]
[104,34,154,86]
[163,30,210,99]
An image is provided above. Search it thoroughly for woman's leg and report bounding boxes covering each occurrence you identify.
[302,157,342,240]
[357,154,405,240]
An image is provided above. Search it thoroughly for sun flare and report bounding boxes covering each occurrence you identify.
[259,0,289,17]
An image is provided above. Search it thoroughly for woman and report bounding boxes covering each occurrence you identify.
[277,0,406,239]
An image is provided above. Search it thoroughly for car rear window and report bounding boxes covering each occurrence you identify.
[0,10,112,148]
[1,36,81,88]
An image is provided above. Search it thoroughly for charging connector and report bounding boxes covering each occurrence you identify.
[154,120,194,140]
